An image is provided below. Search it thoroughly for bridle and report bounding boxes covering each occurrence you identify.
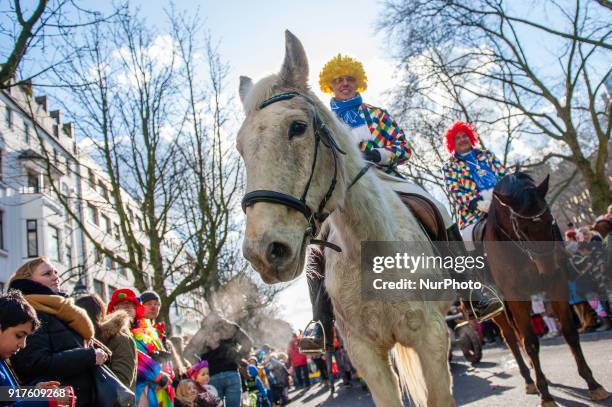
[241,91,368,252]
[493,193,558,261]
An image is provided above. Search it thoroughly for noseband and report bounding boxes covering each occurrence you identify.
[493,194,557,261]
[241,91,348,252]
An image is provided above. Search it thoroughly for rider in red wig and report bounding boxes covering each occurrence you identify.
[444,120,479,153]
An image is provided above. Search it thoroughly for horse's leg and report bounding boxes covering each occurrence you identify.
[493,312,537,394]
[506,301,555,406]
[409,323,456,407]
[550,300,610,401]
[343,337,404,407]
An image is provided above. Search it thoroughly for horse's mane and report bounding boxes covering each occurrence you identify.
[494,171,537,212]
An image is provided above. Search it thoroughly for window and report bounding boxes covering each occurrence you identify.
[48,225,60,262]
[117,265,127,278]
[127,208,134,222]
[94,248,102,264]
[24,122,30,144]
[88,168,95,187]
[105,254,114,270]
[0,210,4,250]
[98,181,109,201]
[0,149,3,181]
[65,244,72,267]
[26,171,39,193]
[4,107,12,129]
[93,279,105,300]
[101,214,111,234]
[87,204,99,226]
[53,149,59,166]
[135,216,142,231]
[26,220,38,257]
[107,285,117,301]
[113,223,120,240]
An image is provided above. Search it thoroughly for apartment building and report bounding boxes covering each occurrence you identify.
[0,81,204,333]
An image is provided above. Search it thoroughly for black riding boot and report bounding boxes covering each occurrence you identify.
[299,248,334,354]
[446,224,505,322]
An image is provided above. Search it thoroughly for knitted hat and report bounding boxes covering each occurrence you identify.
[187,360,209,380]
[444,120,479,153]
[140,290,161,304]
[107,288,144,319]
[319,54,367,94]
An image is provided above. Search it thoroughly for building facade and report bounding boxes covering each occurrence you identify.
[0,81,203,334]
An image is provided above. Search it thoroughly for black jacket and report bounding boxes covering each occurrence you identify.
[8,279,97,407]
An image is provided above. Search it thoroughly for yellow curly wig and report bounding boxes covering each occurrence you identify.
[319,54,367,94]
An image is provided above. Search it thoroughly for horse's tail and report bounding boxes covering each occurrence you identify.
[391,343,428,407]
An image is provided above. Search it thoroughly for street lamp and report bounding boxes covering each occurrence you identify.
[71,264,88,298]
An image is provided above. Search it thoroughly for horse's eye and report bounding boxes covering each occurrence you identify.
[288,121,307,138]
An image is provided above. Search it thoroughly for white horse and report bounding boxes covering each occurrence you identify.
[237,31,454,407]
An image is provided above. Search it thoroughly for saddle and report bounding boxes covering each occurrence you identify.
[397,192,447,242]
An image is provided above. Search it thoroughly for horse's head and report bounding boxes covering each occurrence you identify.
[237,31,350,283]
[492,172,560,266]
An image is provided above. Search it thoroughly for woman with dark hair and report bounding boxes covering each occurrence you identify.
[75,293,137,390]
[8,257,109,407]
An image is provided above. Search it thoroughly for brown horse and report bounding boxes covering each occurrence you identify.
[483,172,609,406]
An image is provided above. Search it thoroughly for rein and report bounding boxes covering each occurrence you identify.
[493,194,557,261]
[241,91,370,253]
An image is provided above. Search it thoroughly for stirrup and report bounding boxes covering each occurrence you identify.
[298,320,326,355]
[468,285,505,323]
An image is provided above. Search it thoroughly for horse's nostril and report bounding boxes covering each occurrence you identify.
[266,241,291,265]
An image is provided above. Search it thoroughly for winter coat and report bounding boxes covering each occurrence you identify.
[8,279,97,407]
[287,340,307,368]
[98,310,137,390]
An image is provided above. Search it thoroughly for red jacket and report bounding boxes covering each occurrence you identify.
[287,339,307,367]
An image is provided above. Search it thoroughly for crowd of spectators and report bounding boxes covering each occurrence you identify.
[0,257,360,407]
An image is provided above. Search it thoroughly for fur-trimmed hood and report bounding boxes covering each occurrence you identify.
[98,310,132,343]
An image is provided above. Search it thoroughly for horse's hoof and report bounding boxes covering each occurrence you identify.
[525,383,538,394]
[540,400,558,407]
[589,387,610,401]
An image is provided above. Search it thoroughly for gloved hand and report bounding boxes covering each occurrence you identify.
[362,149,381,163]
[467,196,482,212]
[477,199,491,213]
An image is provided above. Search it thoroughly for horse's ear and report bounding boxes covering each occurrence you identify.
[239,76,253,108]
[536,174,550,197]
[279,30,309,89]
[493,190,511,205]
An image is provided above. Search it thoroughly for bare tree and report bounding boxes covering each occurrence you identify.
[381,0,611,212]
[35,8,246,330]
[0,0,123,88]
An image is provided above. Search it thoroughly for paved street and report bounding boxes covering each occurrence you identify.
[290,331,612,406]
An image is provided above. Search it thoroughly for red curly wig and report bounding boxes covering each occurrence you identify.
[444,120,479,153]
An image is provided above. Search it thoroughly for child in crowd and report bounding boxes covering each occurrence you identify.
[187,360,218,397]
[0,291,64,407]
[245,364,270,407]
[175,379,199,407]
[175,377,222,407]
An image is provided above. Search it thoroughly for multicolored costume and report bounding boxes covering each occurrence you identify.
[330,96,412,172]
[442,121,507,230]
[132,318,175,406]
